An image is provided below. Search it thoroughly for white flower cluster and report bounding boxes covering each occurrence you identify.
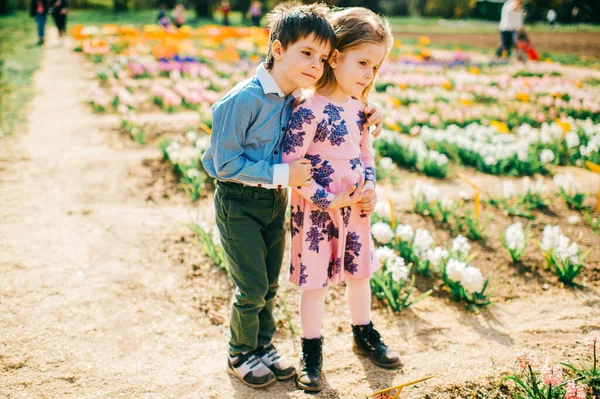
[412,229,435,257]
[165,140,203,165]
[505,222,526,251]
[372,222,395,244]
[426,246,449,268]
[421,124,531,165]
[374,202,392,220]
[553,174,581,196]
[541,225,580,265]
[412,180,441,203]
[452,234,471,258]
[395,224,414,242]
[408,139,449,167]
[522,176,546,194]
[445,259,485,293]
[375,246,409,282]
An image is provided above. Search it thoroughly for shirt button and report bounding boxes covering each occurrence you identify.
[273,150,278,155]
[281,127,285,131]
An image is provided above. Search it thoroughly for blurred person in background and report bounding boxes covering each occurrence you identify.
[30,0,49,45]
[220,0,231,26]
[172,1,186,28]
[249,1,263,27]
[494,0,524,61]
[49,0,68,45]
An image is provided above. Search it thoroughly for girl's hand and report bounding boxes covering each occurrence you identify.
[364,102,383,138]
[357,180,377,214]
[329,182,362,209]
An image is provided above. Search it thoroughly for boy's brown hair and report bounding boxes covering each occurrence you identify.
[265,1,336,70]
[315,7,393,102]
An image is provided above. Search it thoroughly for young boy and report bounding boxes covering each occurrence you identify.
[203,1,381,389]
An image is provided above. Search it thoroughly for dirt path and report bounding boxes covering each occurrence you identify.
[1,32,600,399]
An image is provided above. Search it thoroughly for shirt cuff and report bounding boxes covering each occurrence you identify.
[273,163,289,187]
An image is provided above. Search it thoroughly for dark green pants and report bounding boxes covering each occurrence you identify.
[214,181,288,355]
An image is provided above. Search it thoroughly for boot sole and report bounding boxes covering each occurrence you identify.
[352,346,401,369]
[297,380,324,392]
[227,366,276,388]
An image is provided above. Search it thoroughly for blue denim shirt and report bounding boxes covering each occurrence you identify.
[203,64,298,187]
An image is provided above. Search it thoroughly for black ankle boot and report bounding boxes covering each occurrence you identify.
[297,337,324,392]
[352,322,400,369]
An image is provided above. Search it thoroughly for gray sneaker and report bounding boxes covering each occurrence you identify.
[255,343,296,381]
[227,352,276,388]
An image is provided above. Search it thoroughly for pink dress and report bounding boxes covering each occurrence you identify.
[282,93,378,290]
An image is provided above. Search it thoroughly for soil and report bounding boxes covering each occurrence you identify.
[1,32,599,399]
[395,32,600,59]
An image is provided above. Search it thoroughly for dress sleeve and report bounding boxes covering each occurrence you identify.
[282,105,336,211]
[358,109,376,183]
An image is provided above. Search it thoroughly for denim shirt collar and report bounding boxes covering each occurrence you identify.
[256,63,302,99]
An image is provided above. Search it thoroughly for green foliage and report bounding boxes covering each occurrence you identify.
[0,12,42,137]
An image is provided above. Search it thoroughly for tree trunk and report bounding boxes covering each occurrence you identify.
[409,0,427,16]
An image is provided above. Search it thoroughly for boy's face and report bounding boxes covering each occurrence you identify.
[274,34,331,90]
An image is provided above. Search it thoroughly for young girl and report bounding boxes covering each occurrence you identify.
[282,7,398,392]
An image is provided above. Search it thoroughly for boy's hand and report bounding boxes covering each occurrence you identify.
[329,182,362,209]
[357,180,377,214]
[364,102,383,138]
[289,158,313,187]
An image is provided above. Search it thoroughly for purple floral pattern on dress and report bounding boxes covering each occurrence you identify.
[365,166,376,182]
[306,226,324,252]
[291,205,304,237]
[349,157,361,170]
[324,221,339,241]
[323,103,343,124]
[357,110,368,133]
[310,189,331,211]
[341,207,351,227]
[346,231,362,257]
[283,130,305,155]
[289,107,315,131]
[327,257,342,279]
[328,120,348,146]
[310,209,330,229]
[305,153,322,167]
[299,263,308,286]
[313,160,335,188]
[314,119,329,143]
[344,252,359,274]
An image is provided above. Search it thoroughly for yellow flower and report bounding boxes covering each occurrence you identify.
[460,99,473,106]
[490,120,510,134]
[418,36,430,46]
[516,93,530,102]
[468,67,480,75]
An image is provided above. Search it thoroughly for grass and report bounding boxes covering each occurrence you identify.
[0,12,43,138]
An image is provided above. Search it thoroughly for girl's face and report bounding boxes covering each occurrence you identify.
[330,42,386,99]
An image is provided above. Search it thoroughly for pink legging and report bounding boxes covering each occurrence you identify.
[300,274,371,339]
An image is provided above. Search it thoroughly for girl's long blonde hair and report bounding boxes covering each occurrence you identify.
[314,7,393,103]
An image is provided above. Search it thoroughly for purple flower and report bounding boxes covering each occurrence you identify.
[365,166,376,182]
[357,110,368,133]
[328,120,348,146]
[310,209,330,228]
[314,119,329,143]
[289,107,315,131]
[324,221,339,241]
[328,257,342,278]
[346,231,362,257]
[313,161,335,188]
[341,207,351,227]
[306,226,324,252]
[350,157,362,170]
[323,103,343,124]
[311,189,331,211]
[344,252,359,274]
[282,130,305,155]
[305,153,322,167]
[299,263,308,286]
[291,205,304,237]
